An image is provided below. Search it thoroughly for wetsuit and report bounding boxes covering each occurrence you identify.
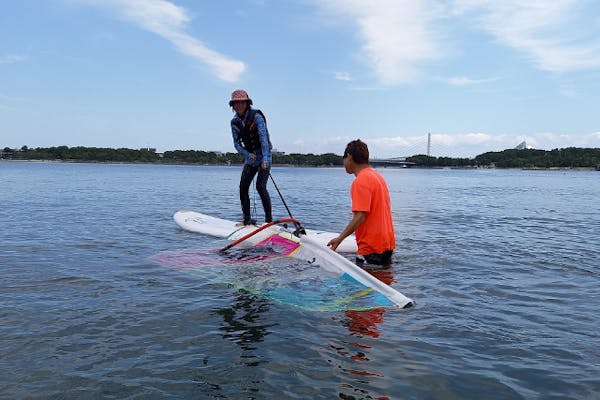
[231,108,272,224]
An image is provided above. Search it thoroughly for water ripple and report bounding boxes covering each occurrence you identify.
[2,163,599,399]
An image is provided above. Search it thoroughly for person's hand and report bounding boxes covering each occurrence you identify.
[261,160,268,169]
[327,236,342,251]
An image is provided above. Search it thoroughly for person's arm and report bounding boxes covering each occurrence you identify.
[254,113,271,168]
[327,211,366,251]
[231,123,252,162]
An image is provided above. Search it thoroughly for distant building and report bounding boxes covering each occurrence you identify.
[514,141,534,150]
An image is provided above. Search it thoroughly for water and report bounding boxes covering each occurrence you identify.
[1,161,599,399]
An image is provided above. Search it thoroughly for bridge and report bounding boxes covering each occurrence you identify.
[369,133,431,168]
[368,134,534,166]
[370,158,416,168]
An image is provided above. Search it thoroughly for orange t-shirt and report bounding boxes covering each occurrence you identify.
[350,167,395,255]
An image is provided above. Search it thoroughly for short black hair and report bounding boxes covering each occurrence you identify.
[344,139,369,164]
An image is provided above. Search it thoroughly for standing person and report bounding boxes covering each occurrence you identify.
[327,139,395,265]
[229,89,273,225]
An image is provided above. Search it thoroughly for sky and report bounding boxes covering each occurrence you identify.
[1,0,599,158]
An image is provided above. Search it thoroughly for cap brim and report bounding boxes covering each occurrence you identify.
[229,99,252,106]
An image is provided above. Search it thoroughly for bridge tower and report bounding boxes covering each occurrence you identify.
[427,132,431,157]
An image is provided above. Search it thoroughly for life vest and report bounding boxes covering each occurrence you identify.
[232,108,272,153]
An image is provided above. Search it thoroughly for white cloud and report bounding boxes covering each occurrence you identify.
[454,0,600,73]
[313,1,599,86]
[558,84,578,98]
[444,76,499,86]
[0,55,26,64]
[526,131,600,149]
[280,130,599,158]
[72,0,245,82]
[357,131,600,158]
[334,71,353,81]
[313,0,444,85]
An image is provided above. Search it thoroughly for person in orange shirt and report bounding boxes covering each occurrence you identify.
[327,139,395,265]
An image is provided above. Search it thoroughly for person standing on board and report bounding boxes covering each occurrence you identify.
[229,89,273,225]
[327,139,395,265]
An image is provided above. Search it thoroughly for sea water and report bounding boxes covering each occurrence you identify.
[1,161,598,399]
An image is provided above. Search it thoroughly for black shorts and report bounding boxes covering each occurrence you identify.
[355,250,393,266]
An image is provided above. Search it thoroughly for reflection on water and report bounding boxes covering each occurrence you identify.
[214,290,273,355]
[335,266,396,400]
[208,291,273,397]
[344,267,394,339]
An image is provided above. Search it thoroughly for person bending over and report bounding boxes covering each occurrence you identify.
[328,139,395,265]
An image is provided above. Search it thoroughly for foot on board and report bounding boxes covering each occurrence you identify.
[235,219,257,227]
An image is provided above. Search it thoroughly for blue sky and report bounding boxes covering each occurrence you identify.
[2,0,599,158]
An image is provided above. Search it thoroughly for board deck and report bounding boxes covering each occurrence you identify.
[174,210,358,253]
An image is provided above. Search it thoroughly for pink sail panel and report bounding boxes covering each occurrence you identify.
[152,233,302,270]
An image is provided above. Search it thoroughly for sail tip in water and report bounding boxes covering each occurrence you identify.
[402,300,415,309]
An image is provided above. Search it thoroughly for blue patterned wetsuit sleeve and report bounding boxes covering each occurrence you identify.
[254,112,271,166]
[231,119,252,164]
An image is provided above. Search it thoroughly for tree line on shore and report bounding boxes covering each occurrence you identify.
[2,145,599,169]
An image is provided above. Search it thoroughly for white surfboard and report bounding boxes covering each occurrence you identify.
[173,210,358,253]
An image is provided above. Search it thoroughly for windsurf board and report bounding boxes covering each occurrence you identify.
[174,210,358,253]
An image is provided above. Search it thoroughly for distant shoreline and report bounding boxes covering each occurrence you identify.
[3,145,599,169]
[0,158,332,168]
[1,158,597,171]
